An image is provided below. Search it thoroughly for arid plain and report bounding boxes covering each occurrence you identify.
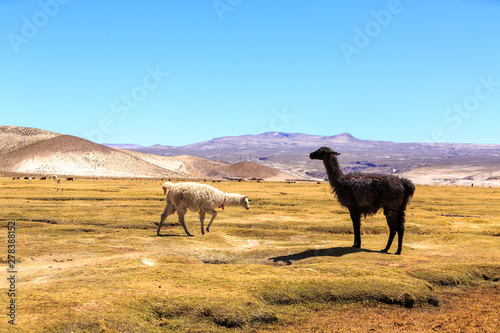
[1,178,499,332]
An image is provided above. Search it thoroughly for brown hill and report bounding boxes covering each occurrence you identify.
[0,126,297,180]
[222,161,293,180]
[1,135,182,178]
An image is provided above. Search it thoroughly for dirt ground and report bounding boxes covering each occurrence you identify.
[274,286,500,332]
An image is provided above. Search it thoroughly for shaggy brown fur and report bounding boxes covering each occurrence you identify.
[310,147,415,254]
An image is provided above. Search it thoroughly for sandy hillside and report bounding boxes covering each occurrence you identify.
[0,126,60,156]
[119,150,227,178]
[1,135,183,178]
[121,150,297,180]
[402,165,500,187]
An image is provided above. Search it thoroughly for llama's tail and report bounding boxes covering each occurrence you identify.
[400,178,415,211]
[162,182,174,195]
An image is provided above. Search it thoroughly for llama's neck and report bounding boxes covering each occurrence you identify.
[324,155,345,189]
[222,193,244,207]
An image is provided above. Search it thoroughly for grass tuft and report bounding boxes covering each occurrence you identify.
[253,276,437,307]
[407,264,500,286]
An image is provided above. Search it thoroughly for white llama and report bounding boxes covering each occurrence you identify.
[157,182,249,236]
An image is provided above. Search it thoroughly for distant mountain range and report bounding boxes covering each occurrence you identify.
[2,126,499,185]
[109,131,500,186]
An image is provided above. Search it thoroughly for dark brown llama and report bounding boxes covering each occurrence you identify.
[309,146,415,255]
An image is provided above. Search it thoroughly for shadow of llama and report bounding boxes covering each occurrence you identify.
[310,147,415,255]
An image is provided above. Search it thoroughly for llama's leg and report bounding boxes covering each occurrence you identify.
[349,208,362,248]
[382,230,397,253]
[381,208,397,253]
[206,209,217,233]
[157,203,176,236]
[199,210,206,235]
[177,207,193,237]
[395,210,406,255]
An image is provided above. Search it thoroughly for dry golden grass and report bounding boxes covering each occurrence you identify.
[0,178,499,332]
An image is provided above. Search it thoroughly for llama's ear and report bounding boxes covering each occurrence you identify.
[333,151,341,156]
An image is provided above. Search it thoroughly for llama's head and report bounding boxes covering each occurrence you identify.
[309,146,340,160]
[242,196,250,210]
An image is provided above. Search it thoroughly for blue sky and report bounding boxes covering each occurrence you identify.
[2,0,500,146]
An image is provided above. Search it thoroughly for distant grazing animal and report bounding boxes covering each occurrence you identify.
[158,182,249,236]
[309,147,415,255]
[66,177,74,181]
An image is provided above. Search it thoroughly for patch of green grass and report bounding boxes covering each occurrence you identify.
[252,275,435,308]
[407,263,500,286]
[151,295,278,329]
